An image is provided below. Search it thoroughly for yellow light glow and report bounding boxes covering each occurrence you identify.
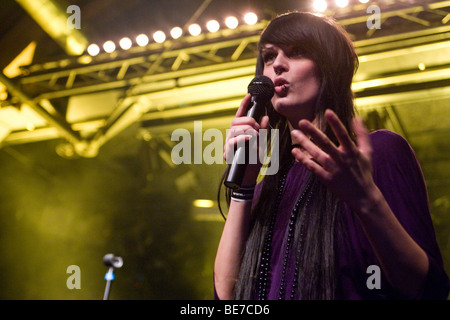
[103,41,116,53]
[87,44,100,56]
[188,23,202,36]
[336,0,349,8]
[77,55,92,64]
[206,20,220,33]
[3,41,36,78]
[193,199,215,208]
[225,16,239,29]
[153,31,166,43]
[119,37,132,50]
[136,34,149,47]
[15,0,88,55]
[0,82,8,102]
[26,122,35,131]
[418,63,426,71]
[170,27,183,39]
[313,0,327,12]
[244,12,258,25]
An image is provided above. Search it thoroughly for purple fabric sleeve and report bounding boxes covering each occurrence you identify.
[368,130,449,299]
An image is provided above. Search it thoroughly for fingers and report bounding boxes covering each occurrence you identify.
[291,111,373,178]
[291,111,376,205]
[235,93,252,117]
[291,139,330,179]
[352,116,372,157]
[297,119,340,160]
[321,110,372,160]
[292,110,360,166]
[324,109,356,154]
[227,116,261,147]
[291,129,333,171]
[260,115,269,130]
[223,96,270,161]
[230,93,263,134]
[224,124,258,161]
[291,110,351,172]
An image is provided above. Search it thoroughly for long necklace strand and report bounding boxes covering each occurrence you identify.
[278,180,313,300]
[256,163,314,300]
[256,164,289,300]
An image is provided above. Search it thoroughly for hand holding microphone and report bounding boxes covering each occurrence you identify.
[224,76,275,189]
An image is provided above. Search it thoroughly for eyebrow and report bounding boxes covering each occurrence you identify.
[261,44,276,50]
[260,45,277,55]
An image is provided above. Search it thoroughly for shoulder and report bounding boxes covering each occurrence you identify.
[368,129,424,185]
[369,129,416,163]
[369,129,410,150]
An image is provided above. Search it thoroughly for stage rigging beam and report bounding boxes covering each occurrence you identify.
[15,0,88,56]
[0,72,84,148]
[1,1,450,156]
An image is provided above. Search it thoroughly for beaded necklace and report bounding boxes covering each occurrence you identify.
[257,162,314,300]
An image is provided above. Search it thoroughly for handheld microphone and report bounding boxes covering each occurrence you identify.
[224,75,275,190]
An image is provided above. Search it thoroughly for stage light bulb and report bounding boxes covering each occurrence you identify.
[170,27,183,39]
[193,199,214,208]
[136,34,149,46]
[244,12,258,25]
[206,20,220,33]
[119,37,132,50]
[336,0,349,8]
[103,40,116,53]
[153,31,166,43]
[0,91,7,101]
[188,23,201,36]
[313,0,328,12]
[87,44,100,56]
[225,16,239,29]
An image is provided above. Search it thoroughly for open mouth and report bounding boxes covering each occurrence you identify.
[274,78,289,95]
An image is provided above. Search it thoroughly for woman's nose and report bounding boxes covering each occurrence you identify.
[273,53,288,75]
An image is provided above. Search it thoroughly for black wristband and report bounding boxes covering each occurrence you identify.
[230,186,255,202]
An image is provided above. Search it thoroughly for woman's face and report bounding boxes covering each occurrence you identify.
[262,43,321,127]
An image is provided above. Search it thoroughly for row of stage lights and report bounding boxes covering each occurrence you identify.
[86,12,259,57]
[313,0,372,12]
[86,0,376,57]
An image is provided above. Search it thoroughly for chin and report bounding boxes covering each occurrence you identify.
[273,101,315,122]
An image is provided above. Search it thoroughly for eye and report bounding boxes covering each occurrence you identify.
[262,51,276,64]
[288,47,306,58]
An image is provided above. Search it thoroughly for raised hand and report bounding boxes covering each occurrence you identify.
[291,109,377,212]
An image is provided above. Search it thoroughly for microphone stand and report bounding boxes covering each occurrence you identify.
[103,267,115,300]
[102,253,123,300]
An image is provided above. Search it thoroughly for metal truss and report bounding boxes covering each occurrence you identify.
[17,26,263,100]
[1,0,449,158]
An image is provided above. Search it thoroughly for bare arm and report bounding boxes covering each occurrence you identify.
[214,199,252,299]
[214,94,269,299]
[352,184,429,298]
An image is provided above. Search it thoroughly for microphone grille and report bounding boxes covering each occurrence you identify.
[248,75,275,100]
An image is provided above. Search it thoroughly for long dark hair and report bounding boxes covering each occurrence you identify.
[220,12,359,299]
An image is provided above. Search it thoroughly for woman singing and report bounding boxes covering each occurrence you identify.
[214,11,449,300]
